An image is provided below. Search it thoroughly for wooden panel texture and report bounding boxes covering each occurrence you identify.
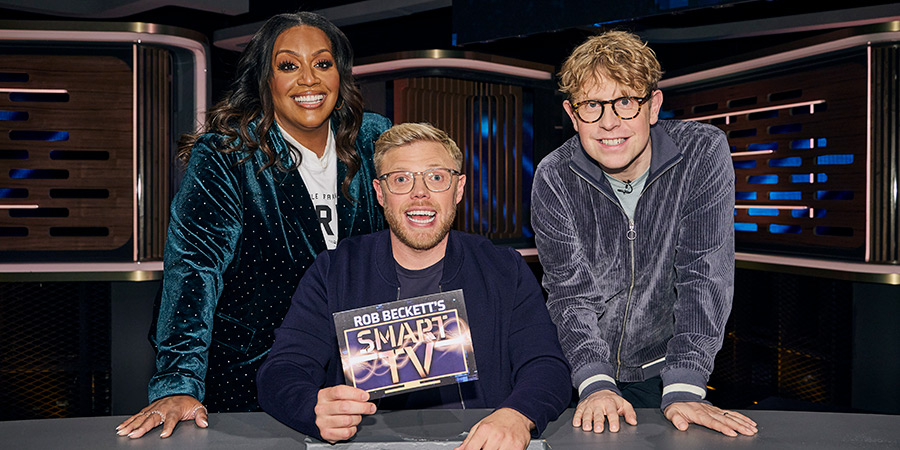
[871,44,900,264]
[394,77,526,240]
[0,55,133,252]
[665,57,868,260]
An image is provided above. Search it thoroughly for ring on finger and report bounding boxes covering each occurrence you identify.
[147,410,165,424]
[190,404,207,418]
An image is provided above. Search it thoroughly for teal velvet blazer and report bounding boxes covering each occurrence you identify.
[148,113,390,411]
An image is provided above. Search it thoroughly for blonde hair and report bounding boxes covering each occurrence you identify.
[558,30,662,100]
[374,122,464,173]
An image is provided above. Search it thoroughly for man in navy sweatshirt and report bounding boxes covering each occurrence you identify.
[257,123,571,449]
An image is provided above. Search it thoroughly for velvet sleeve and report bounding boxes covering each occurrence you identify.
[257,251,337,440]
[662,127,735,410]
[497,250,572,436]
[531,159,621,401]
[148,137,244,403]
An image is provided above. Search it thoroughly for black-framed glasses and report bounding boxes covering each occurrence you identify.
[571,93,652,123]
[378,168,461,194]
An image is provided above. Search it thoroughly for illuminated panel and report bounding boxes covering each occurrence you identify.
[393,78,529,240]
[0,55,132,253]
[665,58,867,260]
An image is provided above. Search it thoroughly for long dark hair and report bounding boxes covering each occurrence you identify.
[179,11,364,200]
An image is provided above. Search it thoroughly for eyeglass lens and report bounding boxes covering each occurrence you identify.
[576,96,645,122]
[385,169,454,194]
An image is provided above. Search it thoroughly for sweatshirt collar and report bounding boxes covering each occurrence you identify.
[374,229,464,288]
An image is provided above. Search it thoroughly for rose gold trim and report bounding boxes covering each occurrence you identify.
[0,261,164,282]
[685,100,826,122]
[0,261,163,272]
[132,43,138,262]
[0,27,208,129]
[353,58,553,80]
[731,150,775,157]
[660,30,900,89]
[865,44,873,262]
[735,205,809,210]
[0,88,68,94]
[511,248,900,284]
[735,252,900,285]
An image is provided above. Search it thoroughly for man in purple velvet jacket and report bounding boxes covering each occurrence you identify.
[257,123,571,449]
[532,31,758,437]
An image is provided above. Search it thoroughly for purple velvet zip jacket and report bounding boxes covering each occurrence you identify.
[532,120,735,411]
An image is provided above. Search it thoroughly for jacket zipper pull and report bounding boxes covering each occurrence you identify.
[626,221,636,241]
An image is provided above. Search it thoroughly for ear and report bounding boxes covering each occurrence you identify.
[454,174,466,205]
[563,100,580,132]
[373,178,386,207]
[648,89,663,126]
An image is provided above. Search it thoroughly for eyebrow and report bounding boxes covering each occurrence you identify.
[274,48,333,59]
[384,163,447,172]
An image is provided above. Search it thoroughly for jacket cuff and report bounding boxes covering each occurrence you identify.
[572,362,621,401]
[660,367,709,411]
[148,373,204,404]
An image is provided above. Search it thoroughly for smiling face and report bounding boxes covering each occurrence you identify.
[374,140,465,254]
[269,25,340,150]
[564,71,662,181]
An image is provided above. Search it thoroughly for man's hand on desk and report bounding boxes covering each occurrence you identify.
[456,407,534,450]
[572,389,638,433]
[315,385,376,443]
[664,402,758,437]
[115,394,208,438]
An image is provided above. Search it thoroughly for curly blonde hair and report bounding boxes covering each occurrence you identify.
[373,123,464,174]
[558,30,662,100]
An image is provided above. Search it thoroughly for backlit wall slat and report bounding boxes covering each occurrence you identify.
[394,78,525,240]
[665,57,869,260]
[0,55,133,252]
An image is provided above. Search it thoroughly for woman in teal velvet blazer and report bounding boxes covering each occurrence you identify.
[117,12,388,439]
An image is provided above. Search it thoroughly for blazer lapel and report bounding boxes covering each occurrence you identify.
[276,168,327,254]
[336,160,359,241]
[268,129,327,256]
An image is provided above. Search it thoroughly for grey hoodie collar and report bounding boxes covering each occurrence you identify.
[568,121,684,196]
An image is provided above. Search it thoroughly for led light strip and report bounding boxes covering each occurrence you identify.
[735,204,814,218]
[685,100,826,123]
[731,150,775,157]
[0,88,68,93]
[353,58,552,80]
[735,205,809,210]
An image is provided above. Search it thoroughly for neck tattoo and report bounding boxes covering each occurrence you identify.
[618,180,634,194]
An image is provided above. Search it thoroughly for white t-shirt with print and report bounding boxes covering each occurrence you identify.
[280,127,339,250]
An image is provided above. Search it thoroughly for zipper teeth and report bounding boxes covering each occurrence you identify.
[572,168,634,381]
[616,222,636,379]
[569,154,679,380]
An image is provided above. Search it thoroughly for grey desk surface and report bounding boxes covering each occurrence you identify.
[2,408,899,449]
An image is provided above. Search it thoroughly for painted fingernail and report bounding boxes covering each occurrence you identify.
[199,418,208,427]
[116,429,126,436]
[127,432,135,437]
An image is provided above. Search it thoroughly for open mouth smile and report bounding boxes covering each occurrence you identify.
[406,210,436,224]
[293,94,325,107]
